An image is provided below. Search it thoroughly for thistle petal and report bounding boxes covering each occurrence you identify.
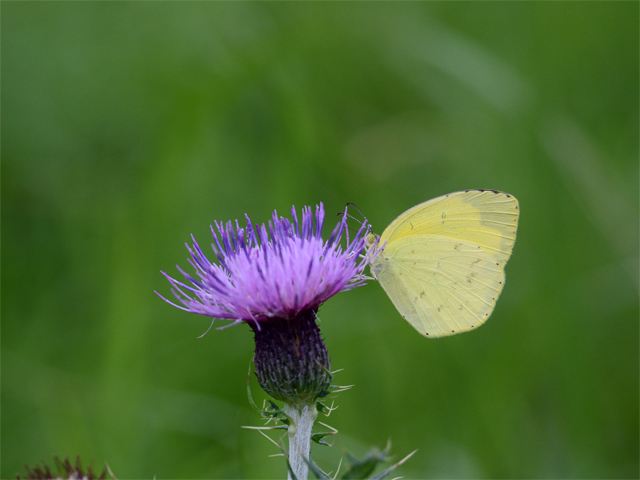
[159,203,377,324]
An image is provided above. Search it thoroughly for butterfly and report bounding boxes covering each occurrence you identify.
[366,190,519,337]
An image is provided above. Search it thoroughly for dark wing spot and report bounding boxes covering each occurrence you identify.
[451,330,455,332]
[426,332,429,335]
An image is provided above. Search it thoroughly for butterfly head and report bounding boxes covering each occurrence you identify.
[365,232,380,252]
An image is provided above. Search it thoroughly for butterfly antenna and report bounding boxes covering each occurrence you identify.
[337,204,372,247]
[338,202,369,225]
[345,202,366,219]
[336,211,363,224]
[346,203,372,243]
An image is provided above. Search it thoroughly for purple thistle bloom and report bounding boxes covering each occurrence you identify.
[157,203,377,330]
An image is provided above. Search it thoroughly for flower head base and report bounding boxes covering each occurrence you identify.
[251,309,331,404]
[158,203,376,329]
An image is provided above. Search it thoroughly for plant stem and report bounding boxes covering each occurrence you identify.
[284,403,317,480]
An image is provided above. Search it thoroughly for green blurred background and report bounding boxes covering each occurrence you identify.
[3,2,638,479]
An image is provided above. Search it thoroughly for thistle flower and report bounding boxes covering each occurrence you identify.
[158,203,377,479]
[159,203,374,326]
[158,203,377,402]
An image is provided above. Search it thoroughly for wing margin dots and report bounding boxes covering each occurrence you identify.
[411,278,454,336]
[431,284,476,334]
[433,261,502,311]
[388,249,500,335]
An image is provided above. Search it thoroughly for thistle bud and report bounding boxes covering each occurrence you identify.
[251,309,331,405]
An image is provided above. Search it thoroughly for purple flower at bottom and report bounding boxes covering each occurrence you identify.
[157,203,377,329]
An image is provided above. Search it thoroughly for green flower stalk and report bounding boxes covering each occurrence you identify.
[158,204,378,479]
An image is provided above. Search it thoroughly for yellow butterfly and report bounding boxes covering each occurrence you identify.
[367,190,519,338]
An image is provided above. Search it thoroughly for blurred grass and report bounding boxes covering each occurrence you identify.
[3,2,638,479]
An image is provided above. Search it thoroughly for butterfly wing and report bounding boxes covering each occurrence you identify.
[371,190,519,337]
[380,190,519,264]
